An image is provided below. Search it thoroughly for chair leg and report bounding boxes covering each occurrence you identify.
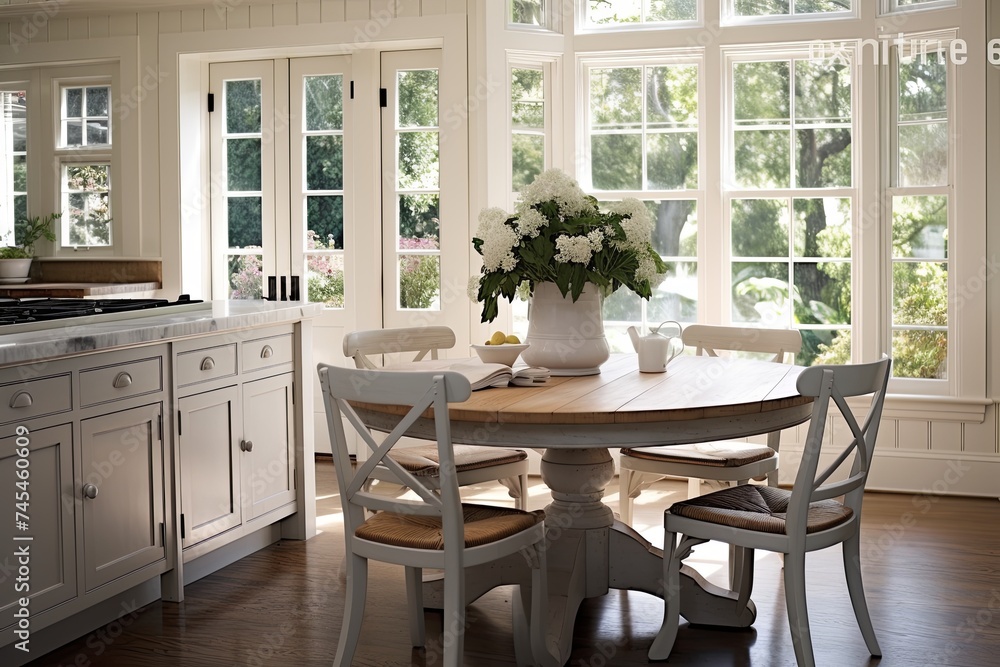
[618,468,637,525]
[649,530,682,660]
[441,566,467,667]
[404,566,426,646]
[499,473,529,510]
[783,550,816,667]
[687,476,701,499]
[843,532,882,657]
[334,553,368,666]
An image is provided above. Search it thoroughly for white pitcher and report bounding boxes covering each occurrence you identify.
[627,320,684,373]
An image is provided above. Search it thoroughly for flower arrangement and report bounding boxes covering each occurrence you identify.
[471,169,667,322]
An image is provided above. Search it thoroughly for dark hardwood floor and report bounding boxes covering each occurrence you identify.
[29,458,1000,666]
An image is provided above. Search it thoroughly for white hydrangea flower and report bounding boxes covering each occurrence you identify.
[634,255,659,284]
[608,198,654,252]
[515,208,547,238]
[587,229,605,251]
[467,274,482,302]
[476,207,520,272]
[554,235,595,265]
[517,169,592,220]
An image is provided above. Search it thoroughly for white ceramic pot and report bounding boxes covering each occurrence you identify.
[0,258,32,283]
[521,282,610,376]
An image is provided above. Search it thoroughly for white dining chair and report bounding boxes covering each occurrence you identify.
[618,324,803,526]
[343,326,529,509]
[318,364,556,666]
[649,356,891,667]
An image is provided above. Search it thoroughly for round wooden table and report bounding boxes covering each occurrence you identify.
[355,354,813,664]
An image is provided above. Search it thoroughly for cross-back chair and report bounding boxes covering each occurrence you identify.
[618,324,803,525]
[649,356,891,667]
[318,363,555,666]
[343,326,529,509]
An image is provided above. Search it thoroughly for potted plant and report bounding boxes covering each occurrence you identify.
[0,213,59,283]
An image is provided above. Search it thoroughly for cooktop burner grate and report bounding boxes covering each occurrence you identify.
[0,296,204,327]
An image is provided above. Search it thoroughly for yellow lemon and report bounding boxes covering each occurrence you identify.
[505,334,521,344]
[490,331,507,346]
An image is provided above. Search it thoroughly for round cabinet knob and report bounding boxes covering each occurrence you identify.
[83,484,99,500]
[244,440,254,452]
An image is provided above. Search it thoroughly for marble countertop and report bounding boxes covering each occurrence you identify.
[0,300,323,367]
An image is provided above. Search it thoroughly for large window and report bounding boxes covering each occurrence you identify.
[887,45,951,381]
[582,57,701,349]
[554,0,981,397]
[0,65,118,254]
[727,51,854,366]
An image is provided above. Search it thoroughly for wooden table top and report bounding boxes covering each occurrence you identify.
[354,354,814,448]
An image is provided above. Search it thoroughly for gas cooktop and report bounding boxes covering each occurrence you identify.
[0,296,207,331]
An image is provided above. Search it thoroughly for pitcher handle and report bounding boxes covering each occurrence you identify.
[652,320,683,337]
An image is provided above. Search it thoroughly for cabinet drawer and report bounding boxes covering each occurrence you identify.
[177,344,238,387]
[80,357,163,407]
[1,374,72,424]
[243,334,294,373]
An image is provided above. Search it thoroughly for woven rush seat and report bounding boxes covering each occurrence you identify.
[356,504,545,550]
[668,483,853,535]
[620,442,776,468]
[391,444,528,477]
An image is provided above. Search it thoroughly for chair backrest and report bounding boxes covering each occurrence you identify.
[681,324,803,363]
[342,326,457,370]
[317,363,472,543]
[787,357,892,538]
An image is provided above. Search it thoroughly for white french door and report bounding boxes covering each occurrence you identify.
[209,57,357,330]
[380,50,468,334]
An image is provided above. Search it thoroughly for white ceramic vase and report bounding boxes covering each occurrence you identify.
[521,282,610,376]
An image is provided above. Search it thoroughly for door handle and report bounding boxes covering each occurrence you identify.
[113,372,133,389]
[200,357,216,371]
[9,392,32,409]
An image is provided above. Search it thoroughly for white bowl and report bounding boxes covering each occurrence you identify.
[471,343,529,367]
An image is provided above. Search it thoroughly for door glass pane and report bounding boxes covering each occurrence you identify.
[226,79,262,134]
[229,253,264,300]
[302,73,345,309]
[62,164,111,246]
[224,78,263,299]
[395,68,440,310]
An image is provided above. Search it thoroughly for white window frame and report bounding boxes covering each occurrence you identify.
[0,77,31,246]
[881,31,958,395]
[45,64,120,255]
[880,0,958,16]
[507,53,558,207]
[722,0,858,26]
[722,44,859,362]
[575,0,702,34]
[577,49,706,331]
[508,0,561,33]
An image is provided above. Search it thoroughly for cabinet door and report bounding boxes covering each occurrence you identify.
[0,424,76,631]
[79,404,165,591]
[178,387,242,548]
[242,373,295,519]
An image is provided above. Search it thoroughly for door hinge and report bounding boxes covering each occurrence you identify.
[379,87,387,108]
[293,467,297,490]
[349,80,354,99]
[178,411,182,436]
[291,380,295,405]
[207,93,215,113]
[160,522,166,546]
[158,414,163,440]
[180,514,186,539]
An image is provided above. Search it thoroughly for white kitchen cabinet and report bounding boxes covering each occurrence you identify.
[0,423,76,632]
[177,386,242,548]
[241,372,295,520]
[174,326,296,557]
[79,403,165,591]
